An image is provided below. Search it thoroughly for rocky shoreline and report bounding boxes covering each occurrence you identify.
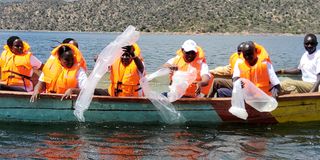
[0,0,319,34]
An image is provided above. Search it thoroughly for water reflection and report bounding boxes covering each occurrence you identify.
[0,122,319,159]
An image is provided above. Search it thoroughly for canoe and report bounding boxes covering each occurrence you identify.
[0,90,319,124]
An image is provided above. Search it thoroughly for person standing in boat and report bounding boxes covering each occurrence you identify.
[102,43,145,97]
[30,44,87,102]
[276,34,320,93]
[211,42,272,97]
[163,39,212,98]
[232,41,280,98]
[0,36,43,92]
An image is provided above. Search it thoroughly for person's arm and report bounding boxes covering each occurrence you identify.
[30,55,44,71]
[39,63,44,71]
[267,62,281,98]
[30,81,46,102]
[276,67,301,74]
[162,57,178,71]
[195,74,210,95]
[195,63,211,95]
[133,56,144,74]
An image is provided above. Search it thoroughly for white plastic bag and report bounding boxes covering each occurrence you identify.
[229,78,278,120]
[229,79,248,120]
[74,25,140,122]
[140,76,186,124]
[167,66,197,102]
[241,78,278,112]
[145,68,170,82]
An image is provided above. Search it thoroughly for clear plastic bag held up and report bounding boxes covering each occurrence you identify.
[74,25,140,122]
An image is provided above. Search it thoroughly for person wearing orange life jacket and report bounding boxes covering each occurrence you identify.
[107,43,144,97]
[232,41,280,98]
[163,39,212,98]
[62,38,88,72]
[30,44,88,102]
[208,42,245,97]
[0,36,43,92]
[209,42,272,97]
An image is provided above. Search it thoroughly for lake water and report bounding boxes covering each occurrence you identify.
[0,31,319,159]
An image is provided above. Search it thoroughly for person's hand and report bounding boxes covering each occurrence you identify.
[122,46,135,58]
[61,89,73,101]
[30,91,40,103]
[168,65,178,71]
[269,85,280,98]
[275,69,284,74]
[195,82,201,95]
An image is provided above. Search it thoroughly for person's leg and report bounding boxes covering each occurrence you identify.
[217,88,232,97]
[280,79,313,94]
[208,78,233,97]
[0,84,26,92]
[94,88,110,96]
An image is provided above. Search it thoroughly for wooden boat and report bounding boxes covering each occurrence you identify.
[0,90,319,124]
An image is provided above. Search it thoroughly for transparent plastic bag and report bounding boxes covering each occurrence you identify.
[167,66,197,102]
[140,76,186,124]
[229,79,248,120]
[145,68,170,81]
[241,78,278,112]
[74,25,140,122]
[229,78,278,120]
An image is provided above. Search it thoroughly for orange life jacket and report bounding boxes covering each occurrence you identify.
[42,44,83,94]
[229,52,242,74]
[255,43,271,63]
[238,59,271,95]
[172,46,212,97]
[0,42,33,90]
[108,43,143,97]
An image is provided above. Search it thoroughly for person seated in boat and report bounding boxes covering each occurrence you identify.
[208,42,245,97]
[209,42,272,97]
[97,43,144,97]
[276,34,320,94]
[62,38,88,72]
[30,44,87,102]
[231,41,280,98]
[0,36,43,92]
[163,39,212,98]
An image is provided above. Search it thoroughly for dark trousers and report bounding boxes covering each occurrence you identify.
[217,88,232,97]
[0,84,26,92]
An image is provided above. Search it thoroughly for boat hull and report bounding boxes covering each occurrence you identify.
[0,91,319,124]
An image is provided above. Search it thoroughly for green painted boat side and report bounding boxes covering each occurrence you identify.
[0,91,319,124]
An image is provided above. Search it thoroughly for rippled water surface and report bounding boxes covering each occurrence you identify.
[0,31,319,159]
[0,122,319,159]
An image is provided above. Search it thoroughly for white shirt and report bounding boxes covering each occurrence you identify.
[233,60,280,86]
[298,49,320,83]
[39,67,87,90]
[166,55,210,77]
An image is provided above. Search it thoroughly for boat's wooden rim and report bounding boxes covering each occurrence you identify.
[1,90,319,104]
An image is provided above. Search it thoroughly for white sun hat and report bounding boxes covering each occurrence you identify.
[181,39,197,52]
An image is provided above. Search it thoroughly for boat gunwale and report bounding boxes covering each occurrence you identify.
[1,90,320,103]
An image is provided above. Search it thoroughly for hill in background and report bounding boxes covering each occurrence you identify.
[0,0,319,34]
